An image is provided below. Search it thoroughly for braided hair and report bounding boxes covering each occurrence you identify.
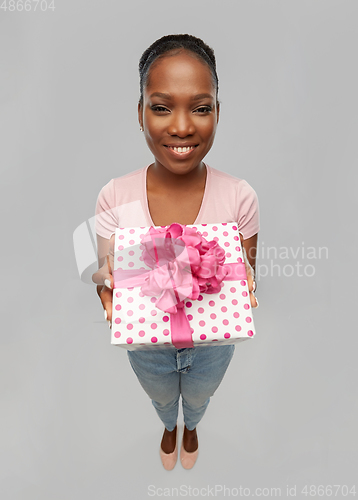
[138,34,219,105]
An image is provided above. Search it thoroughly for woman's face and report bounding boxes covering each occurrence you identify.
[138,50,220,176]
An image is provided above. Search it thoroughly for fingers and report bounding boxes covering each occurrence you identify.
[92,234,116,328]
[99,286,113,326]
[92,234,115,287]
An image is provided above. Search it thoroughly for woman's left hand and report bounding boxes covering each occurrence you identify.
[239,232,259,309]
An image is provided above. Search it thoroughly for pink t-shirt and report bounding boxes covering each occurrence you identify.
[95,163,260,239]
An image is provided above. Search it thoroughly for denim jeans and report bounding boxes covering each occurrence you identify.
[127,344,235,431]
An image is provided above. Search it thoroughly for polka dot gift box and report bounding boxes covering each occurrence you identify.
[111,222,256,350]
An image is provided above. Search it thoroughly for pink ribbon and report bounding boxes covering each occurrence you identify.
[113,223,247,348]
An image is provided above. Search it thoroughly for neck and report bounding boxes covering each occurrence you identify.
[149,161,207,191]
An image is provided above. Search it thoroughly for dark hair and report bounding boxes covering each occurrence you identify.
[138,34,219,105]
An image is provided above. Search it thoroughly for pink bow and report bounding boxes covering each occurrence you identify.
[113,223,247,348]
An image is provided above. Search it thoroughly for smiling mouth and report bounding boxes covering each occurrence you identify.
[165,145,198,154]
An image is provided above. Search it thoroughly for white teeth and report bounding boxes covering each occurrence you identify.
[169,146,195,153]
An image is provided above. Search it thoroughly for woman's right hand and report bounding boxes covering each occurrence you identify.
[92,233,115,328]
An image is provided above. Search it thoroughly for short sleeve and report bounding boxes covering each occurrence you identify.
[236,180,260,239]
[94,179,118,239]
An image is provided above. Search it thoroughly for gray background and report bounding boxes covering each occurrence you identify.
[1,0,357,499]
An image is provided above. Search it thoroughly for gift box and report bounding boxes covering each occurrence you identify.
[110,222,256,350]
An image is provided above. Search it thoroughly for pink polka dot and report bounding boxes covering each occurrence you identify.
[235,246,241,251]
[129,240,135,245]
[233,311,241,319]
[210,313,217,319]
[246,317,252,323]
[163,329,170,336]
[128,262,134,267]
[240,280,246,286]
[222,223,227,226]
[200,334,207,340]
[232,225,238,230]
[232,299,238,305]
[127,323,133,330]
[186,301,192,308]
[114,331,121,338]
[248,330,254,336]
[150,297,156,303]
[230,287,236,293]
[221,306,227,312]
[242,291,248,297]
[126,337,133,344]
[139,256,143,261]
[129,229,135,234]
[138,330,145,337]
[164,342,171,345]
[237,257,243,263]
[115,318,121,324]
[187,314,193,321]
[151,337,158,343]
[219,294,226,300]
[116,291,122,298]
[190,328,194,334]
[223,319,229,326]
[235,325,242,332]
[233,235,239,241]
[115,304,121,311]
[209,300,215,307]
[163,315,169,322]
[151,310,157,316]
[198,307,204,314]
[129,250,135,256]
[127,310,133,316]
[117,256,123,262]
[139,317,145,323]
[224,333,231,339]
[226,252,231,258]
[223,231,228,236]
[139,291,145,297]
[151,323,157,329]
[118,235,124,240]
[202,232,208,237]
[212,339,218,342]
[139,304,145,310]
[198,295,203,301]
[212,326,218,333]
[199,320,206,327]
[213,237,219,242]
[212,226,218,231]
[244,304,250,310]
[127,297,134,303]
[224,242,230,247]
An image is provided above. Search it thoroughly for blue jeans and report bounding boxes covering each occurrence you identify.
[127,344,235,432]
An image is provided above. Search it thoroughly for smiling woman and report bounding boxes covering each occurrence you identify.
[92,34,260,471]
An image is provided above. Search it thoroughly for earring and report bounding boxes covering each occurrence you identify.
[140,126,143,132]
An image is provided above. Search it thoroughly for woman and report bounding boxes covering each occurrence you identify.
[92,34,259,470]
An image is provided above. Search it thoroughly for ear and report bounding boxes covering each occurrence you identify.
[216,100,220,124]
[138,101,143,129]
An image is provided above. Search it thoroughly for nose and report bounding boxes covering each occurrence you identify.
[167,110,195,137]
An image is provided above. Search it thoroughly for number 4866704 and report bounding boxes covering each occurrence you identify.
[1,0,55,11]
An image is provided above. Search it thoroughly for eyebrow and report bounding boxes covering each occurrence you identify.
[149,92,214,101]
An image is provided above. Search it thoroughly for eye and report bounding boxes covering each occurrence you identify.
[150,105,170,113]
[194,106,213,114]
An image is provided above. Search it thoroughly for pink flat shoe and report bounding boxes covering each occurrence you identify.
[159,427,178,471]
[180,437,199,470]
